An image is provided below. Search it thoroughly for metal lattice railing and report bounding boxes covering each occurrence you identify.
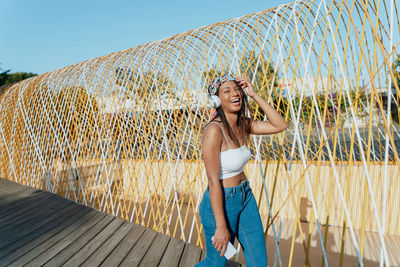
[0,0,399,265]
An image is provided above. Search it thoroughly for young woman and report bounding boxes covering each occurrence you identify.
[196,75,288,266]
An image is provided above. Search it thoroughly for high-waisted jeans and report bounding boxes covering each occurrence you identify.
[195,179,268,267]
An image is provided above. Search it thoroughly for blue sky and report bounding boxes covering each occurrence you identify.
[0,0,286,74]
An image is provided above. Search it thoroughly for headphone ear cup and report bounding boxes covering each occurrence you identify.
[210,95,221,108]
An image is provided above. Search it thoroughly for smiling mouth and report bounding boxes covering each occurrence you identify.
[231,99,240,103]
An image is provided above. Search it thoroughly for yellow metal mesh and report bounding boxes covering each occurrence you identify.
[0,0,399,265]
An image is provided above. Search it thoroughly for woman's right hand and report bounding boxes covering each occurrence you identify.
[212,226,230,257]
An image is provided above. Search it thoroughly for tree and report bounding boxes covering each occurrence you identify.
[390,55,400,123]
[0,66,11,86]
[114,67,177,104]
[0,63,37,87]
[393,54,400,91]
[239,51,279,92]
[201,54,282,121]
[114,67,185,158]
[3,72,37,85]
[239,51,281,120]
[202,67,224,88]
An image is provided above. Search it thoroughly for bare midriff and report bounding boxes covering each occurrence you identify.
[220,172,247,187]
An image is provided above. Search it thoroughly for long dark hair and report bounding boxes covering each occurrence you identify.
[208,80,252,147]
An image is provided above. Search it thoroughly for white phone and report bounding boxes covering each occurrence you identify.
[211,235,238,259]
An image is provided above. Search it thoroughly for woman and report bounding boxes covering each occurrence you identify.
[196,75,288,266]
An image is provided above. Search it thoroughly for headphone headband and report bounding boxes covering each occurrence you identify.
[207,74,236,97]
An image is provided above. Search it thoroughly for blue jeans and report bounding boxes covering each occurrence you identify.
[195,180,268,267]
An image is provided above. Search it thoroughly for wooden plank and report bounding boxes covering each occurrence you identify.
[0,200,77,256]
[195,249,242,266]
[0,186,32,201]
[0,189,49,213]
[0,204,90,266]
[0,180,36,196]
[63,216,125,266]
[6,208,98,266]
[158,236,186,267]
[0,180,26,194]
[178,242,202,267]
[0,179,34,190]
[81,221,134,267]
[99,224,146,266]
[385,235,399,265]
[0,189,38,208]
[42,214,115,266]
[138,232,171,266]
[363,232,376,261]
[0,192,60,228]
[26,211,106,266]
[0,185,21,195]
[0,195,72,245]
[0,192,55,225]
[2,206,94,266]
[0,194,69,237]
[119,228,158,267]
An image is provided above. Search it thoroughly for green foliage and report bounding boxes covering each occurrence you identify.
[3,72,37,86]
[201,68,224,88]
[202,51,280,121]
[0,72,37,87]
[114,67,178,103]
[393,54,400,90]
[0,64,37,87]
[200,54,380,128]
[280,89,370,128]
[0,69,11,86]
[201,50,279,92]
[239,51,280,120]
[239,51,279,92]
[389,55,400,123]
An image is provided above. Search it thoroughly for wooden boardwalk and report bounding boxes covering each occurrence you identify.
[0,178,241,267]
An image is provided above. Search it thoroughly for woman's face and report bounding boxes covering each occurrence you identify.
[218,80,242,113]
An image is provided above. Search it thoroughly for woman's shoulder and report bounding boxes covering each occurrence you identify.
[202,121,224,141]
[203,120,223,130]
[203,121,222,134]
[202,124,223,152]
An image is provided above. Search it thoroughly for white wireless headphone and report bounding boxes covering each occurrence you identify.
[209,95,221,108]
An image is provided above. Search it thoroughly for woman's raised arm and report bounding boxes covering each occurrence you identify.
[236,76,289,135]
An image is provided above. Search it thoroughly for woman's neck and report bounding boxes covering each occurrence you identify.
[224,112,238,129]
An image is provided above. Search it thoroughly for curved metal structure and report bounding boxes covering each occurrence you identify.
[0,0,399,265]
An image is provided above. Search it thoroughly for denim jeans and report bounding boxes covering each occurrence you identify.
[195,180,268,267]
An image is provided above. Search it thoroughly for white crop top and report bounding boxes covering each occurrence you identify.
[205,122,251,179]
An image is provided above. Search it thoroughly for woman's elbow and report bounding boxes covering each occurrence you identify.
[282,121,289,131]
[276,121,289,133]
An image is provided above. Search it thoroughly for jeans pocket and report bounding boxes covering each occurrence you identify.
[224,191,235,200]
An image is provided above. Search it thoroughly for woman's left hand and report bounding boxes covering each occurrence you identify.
[236,76,257,98]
